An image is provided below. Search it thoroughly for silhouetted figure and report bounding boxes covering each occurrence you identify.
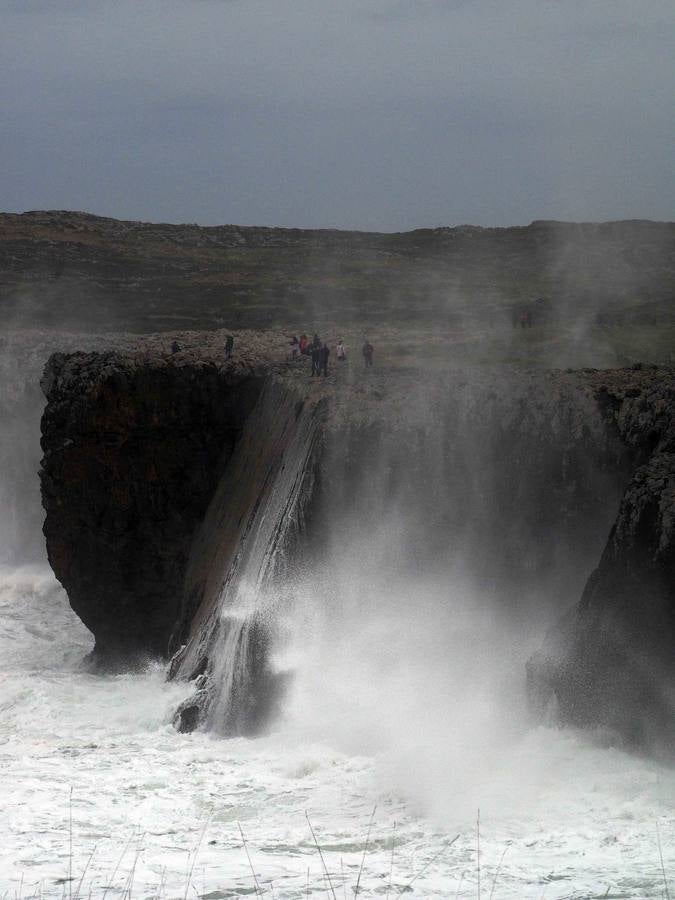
[319,342,330,376]
[312,333,321,350]
[310,343,321,376]
[362,340,374,368]
[225,335,234,358]
[171,340,181,354]
[336,340,346,362]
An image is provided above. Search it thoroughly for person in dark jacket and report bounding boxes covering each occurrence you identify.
[225,334,234,358]
[171,340,181,354]
[310,342,321,376]
[319,342,330,376]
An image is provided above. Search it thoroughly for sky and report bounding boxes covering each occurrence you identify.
[1,0,674,230]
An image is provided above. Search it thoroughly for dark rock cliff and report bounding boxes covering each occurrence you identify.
[527,368,675,751]
[40,350,264,663]
[39,347,675,748]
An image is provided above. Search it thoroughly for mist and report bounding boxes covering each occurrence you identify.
[238,372,628,828]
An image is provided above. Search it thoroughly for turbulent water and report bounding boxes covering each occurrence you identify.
[4,564,675,899]
[3,340,675,898]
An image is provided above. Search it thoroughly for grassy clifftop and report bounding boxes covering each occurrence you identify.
[1,210,674,364]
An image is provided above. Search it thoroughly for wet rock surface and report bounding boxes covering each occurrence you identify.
[40,350,264,663]
[38,339,675,747]
[528,368,675,751]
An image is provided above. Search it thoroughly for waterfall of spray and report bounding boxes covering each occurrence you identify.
[0,337,52,564]
[274,373,630,815]
[174,382,323,734]
[205,431,318,733]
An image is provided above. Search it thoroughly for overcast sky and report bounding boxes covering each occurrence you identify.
[2,0,673,230]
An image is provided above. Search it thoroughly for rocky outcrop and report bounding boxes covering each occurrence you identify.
[40,350,264,664]
[39,343,675,746]
[527,368,675,751]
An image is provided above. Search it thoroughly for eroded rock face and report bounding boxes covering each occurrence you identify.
[38,347,675,748]
[40,351,263,664]
[528,368,675,751]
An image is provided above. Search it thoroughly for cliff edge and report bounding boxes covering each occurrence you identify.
[39,343,675,748]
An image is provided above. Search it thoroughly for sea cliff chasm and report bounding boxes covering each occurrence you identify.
[38,343,675,753]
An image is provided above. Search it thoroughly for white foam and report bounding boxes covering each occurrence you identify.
[2,567,675,898]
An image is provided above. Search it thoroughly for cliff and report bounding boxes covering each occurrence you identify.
[527,368,675,751]
[39,344,675,747]
[40,349,265,663]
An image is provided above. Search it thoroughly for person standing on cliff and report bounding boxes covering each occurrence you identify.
[319,342,330,376]
[362,339,374,368]
[310,342,321,376]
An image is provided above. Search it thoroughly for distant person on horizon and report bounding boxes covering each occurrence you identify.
[362,339,374,368]
[171,340,180,354]
[319,342,330,376]
[225,334,234,358]
[336,340,346,362]
[310,342,321,376]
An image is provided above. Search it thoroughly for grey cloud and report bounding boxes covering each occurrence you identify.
[1,0,673,227]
